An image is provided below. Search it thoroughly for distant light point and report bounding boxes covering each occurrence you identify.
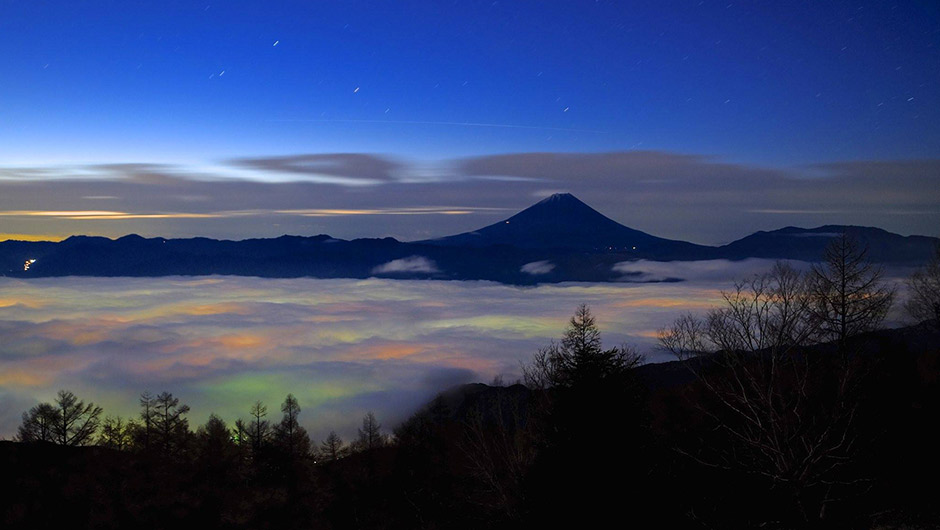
[273,40,279,47]
[354,86,360,93]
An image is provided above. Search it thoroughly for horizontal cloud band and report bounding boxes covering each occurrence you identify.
[1,151,938,245]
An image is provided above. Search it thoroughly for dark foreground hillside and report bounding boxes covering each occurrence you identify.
[2,323,938,529]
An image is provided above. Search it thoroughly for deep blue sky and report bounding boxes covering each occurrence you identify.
[1,1,938,243]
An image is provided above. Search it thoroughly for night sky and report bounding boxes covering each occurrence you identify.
[1,0,938,244]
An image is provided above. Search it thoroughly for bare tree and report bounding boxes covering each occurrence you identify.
[248,400,271,455]
[810,233,895,351]
[98,416,136,450]
[319,430,346,461]
[16,402,58,443]
[137,391,157,450]
[906,243,940,327]
[460,391,535,520]
[659,261,868,523]
[47,390,103,446]
[707,261,817,354]
[153,391,190,456]
[357,411,385,451]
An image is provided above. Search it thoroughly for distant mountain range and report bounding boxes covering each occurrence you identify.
[2,193,937,284]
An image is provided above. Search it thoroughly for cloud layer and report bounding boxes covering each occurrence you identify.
[0,260,917,441]
[1,151,938,245]
[521,260,555,275]
[372,256,439,274]
[0,274,745,440]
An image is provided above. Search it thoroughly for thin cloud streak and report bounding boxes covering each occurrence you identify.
[0,151,937,244]
[277,206,509,217]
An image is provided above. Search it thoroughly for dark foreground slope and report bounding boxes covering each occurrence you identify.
[3,323,938,529]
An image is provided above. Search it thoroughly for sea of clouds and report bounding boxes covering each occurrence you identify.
[0,260,913,441]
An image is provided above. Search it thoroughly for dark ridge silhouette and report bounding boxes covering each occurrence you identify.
[419,192,713,257]
[2,194,938,282]
[718,224,940,263]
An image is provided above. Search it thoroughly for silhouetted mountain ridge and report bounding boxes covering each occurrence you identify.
[421,193,712,258]
[718,224,938,262]
[2,194,937,283]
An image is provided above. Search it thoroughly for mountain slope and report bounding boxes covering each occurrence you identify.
[2,194,938,282]
[420,193,714,258]
[719,225,939,263]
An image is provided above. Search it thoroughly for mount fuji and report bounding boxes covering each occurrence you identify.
[2,193,937,283]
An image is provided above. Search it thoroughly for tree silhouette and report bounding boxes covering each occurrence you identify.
[197,414,233,448]
[16,402,58,443]
[666,261,818,357]
[41,390,103,446]
[98,416,136,450]
[274,394,311,459]
[906,243,940,327]
[233,418,249,447]
[523,303,642,389]
[518,304,647,523]
[810,233,895,351]
[137,391,157,450]
[319,430,346,461]
[357,411,385,451]
[659,261,875,524]
[197,414,242,468]
[248,400,271,455]
[152,391,190,456]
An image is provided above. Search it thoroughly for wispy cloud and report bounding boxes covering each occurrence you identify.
[0,210,235,220]
[372,256,440,274]
[229,153,403,185]
[277,206,506,217]
[0,152,937,244]
[521,260,555,275]
[612,258,811,282]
